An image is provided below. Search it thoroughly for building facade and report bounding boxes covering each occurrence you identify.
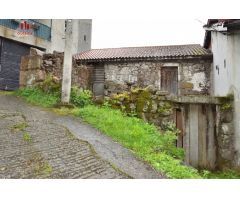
[73,44,230,169]
[204,19,240,168]
[74,44,212,97]
[0,19,92,90]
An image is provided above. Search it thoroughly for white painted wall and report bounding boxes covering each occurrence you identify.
[211,30,240,166]
[230,32,240,165]
[211,32,230,96]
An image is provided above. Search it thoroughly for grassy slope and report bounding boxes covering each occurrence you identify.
[14,87,59,107]
[13,88,240,179]
[72,105,201,178]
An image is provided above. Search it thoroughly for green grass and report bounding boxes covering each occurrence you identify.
[13,87,240,178]
[23,132,32,142]
[72,105,201,178]
[14,87,59,107]
[200,169,240,179]
[11,122,28,132]
[0,91,13,95]
[40,163,53,176]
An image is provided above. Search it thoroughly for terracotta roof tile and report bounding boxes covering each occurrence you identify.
[74,44,212,62]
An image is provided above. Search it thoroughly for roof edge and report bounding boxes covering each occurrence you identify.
[75,54,213,64]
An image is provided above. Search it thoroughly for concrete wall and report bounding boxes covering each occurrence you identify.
[77,19,92,53]
[0,19,92,53]
[49,19,66,53]
[37,19,52,27]
[104,59,212,97]
[211,31,240,98]
[211,32,230,96]
[211,30,240,168]
[230,32,240,167]
[0,23,51,50]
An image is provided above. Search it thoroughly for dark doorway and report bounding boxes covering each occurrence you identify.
[161,67,178,95]
[0,38,30,90]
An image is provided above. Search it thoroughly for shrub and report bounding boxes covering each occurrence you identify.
[70,86,92,107]
[15,87,59,107]
[38,75,61,95]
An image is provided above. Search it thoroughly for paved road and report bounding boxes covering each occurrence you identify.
[0,94,164,179]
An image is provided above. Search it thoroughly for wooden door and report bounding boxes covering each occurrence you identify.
[161,67,178,95]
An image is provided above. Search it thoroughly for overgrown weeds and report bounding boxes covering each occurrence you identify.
[15,87,59,107]
[23,132,32,142]
[13,86,240,178]
[73,105,200,178]
[11,122,28,132]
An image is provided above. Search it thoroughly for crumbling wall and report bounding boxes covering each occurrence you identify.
[108,87,222,169]
[20,48,93,90]
[216,96,235,170]
[72,63,94,90]
[104,59,212,96]
[109,88,234,170]
[108,86,175,128]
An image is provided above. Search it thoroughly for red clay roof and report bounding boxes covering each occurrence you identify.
[74,44,212,62]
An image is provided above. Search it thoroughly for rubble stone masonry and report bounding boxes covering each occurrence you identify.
[20,48,93,90]
[104,59,212,97]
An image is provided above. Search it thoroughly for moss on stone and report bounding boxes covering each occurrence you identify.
[38,74,61,94]
[112,92,130,102]
[135,88,151,116]
[131,87,142,94]
[218,94,234,111]
[108,86,174,120]
[157,101,173,116]
[221,103,232,111]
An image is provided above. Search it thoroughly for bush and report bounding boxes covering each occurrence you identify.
[14,87,59,107]
[38,75,61,95]
[70,86,92,107]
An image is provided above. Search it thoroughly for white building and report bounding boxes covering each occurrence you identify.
[0,19,92,90]
[204,19,240,167]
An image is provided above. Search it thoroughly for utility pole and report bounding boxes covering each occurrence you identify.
[61,19,73,104]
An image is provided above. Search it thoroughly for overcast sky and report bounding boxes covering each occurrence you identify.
[1,0,238,50]
[91,18,207,49]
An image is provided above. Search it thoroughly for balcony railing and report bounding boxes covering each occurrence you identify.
[0,19,51,41]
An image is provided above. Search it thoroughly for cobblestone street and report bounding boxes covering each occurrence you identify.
[0,94,163,179]
[0,109,128,178]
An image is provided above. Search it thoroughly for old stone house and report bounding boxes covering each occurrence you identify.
[73,44,229,170]
[73,44,212,97]
[18,31,236,170]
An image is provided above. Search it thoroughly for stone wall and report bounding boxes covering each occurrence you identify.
[216,97,235,169]
[108,87,234,170]
[108,87,175,128]
[108,87,213,168]
[72,63,94,90]
[20,48,93,90]
[104,59,212,97]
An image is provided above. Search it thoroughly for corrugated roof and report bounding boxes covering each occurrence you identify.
[74,44,212,62]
